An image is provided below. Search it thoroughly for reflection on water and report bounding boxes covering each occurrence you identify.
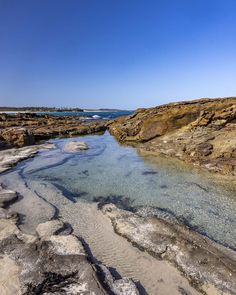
[19,132,236,250]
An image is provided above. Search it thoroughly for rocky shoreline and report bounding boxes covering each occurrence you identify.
[0,185,140,295]
[1,98,236,176]
[108,97,236,176]
[0,113,107,149]
[101,204,236,295]
[0,98,236,295]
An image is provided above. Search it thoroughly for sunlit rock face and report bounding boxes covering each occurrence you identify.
[108,97,236,175]
[0,113,107,148]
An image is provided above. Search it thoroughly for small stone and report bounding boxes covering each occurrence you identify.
[36,219,67,239]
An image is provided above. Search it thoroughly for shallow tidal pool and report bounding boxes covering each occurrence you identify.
[18,132,236,250]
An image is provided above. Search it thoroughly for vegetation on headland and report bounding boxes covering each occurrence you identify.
[0,106,84,112]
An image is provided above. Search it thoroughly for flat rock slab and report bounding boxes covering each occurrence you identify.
[36,219,69,239]
[64,141,89,152]
[46,235,86,256]
[102,204,236,295]
[0,256,21,295]
[0,143,55,173]
[0,216,139,295]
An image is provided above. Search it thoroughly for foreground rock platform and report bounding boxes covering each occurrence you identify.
[102,204,236,295]
[108,97,236,176]
[0,187,140,295]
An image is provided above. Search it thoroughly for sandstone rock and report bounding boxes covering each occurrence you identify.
[0,256,21,295]
[0,186,17,207]
[1,127,35,147]
[97,264,140,295]
[0,143,55,173]
[102,204,236,295]
[0,208,18,221]
[0,215,138,295]
[36,219,71,239]
[109,97,236,175]
[46,235,86,256]
[64,141,88,152]
[0,113,107,149]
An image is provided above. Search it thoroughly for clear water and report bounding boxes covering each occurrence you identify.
[19,132,236,250]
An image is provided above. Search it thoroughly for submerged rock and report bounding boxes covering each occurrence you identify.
[64,141,88,152]
[0,185,17,207]
[102,204,236,295]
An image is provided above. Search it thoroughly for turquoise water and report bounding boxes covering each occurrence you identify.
[19,132,236,250]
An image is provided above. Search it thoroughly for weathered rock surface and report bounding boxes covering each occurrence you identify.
[64,141,89,152]
[102,204,236,295]
[108,97,236,175]
[0,143,55,173]
[0,113,107,149]
[36,219,72,239]
[0,184,17,207]
[0,189,140,295]
[97,264,140,295]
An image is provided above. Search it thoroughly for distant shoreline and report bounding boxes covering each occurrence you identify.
[0,109,131,113]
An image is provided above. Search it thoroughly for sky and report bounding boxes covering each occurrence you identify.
[0,0,236,109]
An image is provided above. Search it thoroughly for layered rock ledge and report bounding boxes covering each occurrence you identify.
[108,97,236,176]
[0,113,107,149]
[101,204,236,295]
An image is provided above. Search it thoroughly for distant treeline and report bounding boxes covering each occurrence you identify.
[0,107,84,112]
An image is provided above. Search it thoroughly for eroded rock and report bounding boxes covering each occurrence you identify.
[0,186,17,207]
[108,97,236,175]
[0,113,107,149]
[36,219,72,239]
[102,204,236,295]
[0,143,55,173]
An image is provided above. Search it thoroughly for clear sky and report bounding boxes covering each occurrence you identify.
[0,0,236,109]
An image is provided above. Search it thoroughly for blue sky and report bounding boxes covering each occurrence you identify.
[0,0,236,109]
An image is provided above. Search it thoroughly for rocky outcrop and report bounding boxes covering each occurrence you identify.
[102,204,236,295]
[0,113,107,149]
[0,143,55,173]
[0,187,140,295]
[108,97,236,175]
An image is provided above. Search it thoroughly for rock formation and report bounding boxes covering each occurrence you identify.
[0,113,107,149]
[102,204,236,295]
[0,186,140,295]
[108,97,236,175]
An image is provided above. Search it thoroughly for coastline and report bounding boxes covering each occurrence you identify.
[0,98,235,295]
[0,136,235,295]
